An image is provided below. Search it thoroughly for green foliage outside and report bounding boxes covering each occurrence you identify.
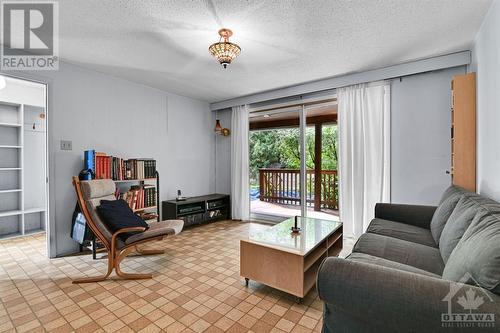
[249,124,338,186]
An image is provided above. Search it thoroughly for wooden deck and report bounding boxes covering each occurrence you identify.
[251,200,339,221]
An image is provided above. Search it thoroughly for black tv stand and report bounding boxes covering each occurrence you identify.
[161,194,231,227]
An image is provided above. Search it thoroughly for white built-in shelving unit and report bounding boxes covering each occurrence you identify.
[0,97,47,239]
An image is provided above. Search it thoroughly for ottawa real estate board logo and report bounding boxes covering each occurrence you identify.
[1,0,59,70]
[441,273,496,329]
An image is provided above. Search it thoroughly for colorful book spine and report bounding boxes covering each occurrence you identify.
[84,150,95,177]
[84,151,157,182]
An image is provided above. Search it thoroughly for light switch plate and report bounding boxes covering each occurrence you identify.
[60,140,72,150]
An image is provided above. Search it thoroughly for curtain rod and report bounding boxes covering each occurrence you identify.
[249,97,337,114]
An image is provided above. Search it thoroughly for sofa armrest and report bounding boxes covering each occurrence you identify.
[317,257,500,332]
[375,203,437,229]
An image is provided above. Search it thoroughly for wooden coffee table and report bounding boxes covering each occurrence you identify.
[240,217,343,301]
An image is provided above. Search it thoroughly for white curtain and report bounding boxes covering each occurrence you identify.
[338,82,391,238]
[231,105,250,220]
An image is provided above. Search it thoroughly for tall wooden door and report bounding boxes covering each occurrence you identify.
[451,73,476,192]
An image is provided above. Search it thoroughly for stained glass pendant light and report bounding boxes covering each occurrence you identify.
[209,28,241,68]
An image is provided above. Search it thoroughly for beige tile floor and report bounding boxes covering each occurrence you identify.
[0,220,350,333]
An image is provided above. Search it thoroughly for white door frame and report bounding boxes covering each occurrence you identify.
[248,97,337,221]
[299,105,307,217]
[0,72,52,257]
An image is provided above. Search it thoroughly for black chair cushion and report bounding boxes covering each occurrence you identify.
[97,199,149,240]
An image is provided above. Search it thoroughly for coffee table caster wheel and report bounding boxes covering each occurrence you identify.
[295,297,302,304]
[244,278,249,286]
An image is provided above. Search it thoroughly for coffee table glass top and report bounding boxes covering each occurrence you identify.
[247,217,342,255]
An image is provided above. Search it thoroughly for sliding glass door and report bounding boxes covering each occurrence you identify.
[249,108,302,221]
[248,100,339,222]
[304,105,339,220]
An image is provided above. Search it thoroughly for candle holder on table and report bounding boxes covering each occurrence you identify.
[291,215,301,234]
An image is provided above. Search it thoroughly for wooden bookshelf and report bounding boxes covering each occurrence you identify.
[86,152,160,221]
[133,205,157,213]
[112,175,160,222]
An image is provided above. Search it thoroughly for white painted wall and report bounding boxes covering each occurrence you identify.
[0,78,45,107]
[4,62,214,257]
[391,67,466,205]
[471,0,500,201]
[211,52,471,110]
[215,109,232,195]
[216,67,465,207]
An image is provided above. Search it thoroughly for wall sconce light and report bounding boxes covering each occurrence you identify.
[214,119,230,136]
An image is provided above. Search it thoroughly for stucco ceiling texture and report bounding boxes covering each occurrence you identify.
[59,0,492,102]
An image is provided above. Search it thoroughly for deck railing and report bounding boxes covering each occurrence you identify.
[258,168,338,210]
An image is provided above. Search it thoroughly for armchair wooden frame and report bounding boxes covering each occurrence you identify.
[72,176,164,284]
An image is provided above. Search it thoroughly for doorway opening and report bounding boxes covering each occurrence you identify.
[248,99,339,222]
[0,75,48,255]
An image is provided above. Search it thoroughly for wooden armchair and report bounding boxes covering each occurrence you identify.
[72,176,183,283]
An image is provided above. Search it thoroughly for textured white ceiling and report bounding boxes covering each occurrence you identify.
[58,0,492,102]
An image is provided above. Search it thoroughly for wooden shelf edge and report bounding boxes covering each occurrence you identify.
[304,247,327,272]
[109,178,157,183]
[133,206,157,212]
[303,259,323,296]
[327,233,343,248]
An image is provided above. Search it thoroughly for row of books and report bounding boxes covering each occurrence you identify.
[117,185,156,210]
[85,150,157,180]
[133,160,156,179]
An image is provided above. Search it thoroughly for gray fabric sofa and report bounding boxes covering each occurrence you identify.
[317,185,500,332]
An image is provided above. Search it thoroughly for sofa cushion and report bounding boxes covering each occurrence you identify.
[353,233,445,275]
[439,195,500,263]
[430,186,467,244]
[439,196,481,263]
[366,218,436,247]
[440,185,468,202]
[467,194,500,215]
[347,252,441,278]
[443,211,500,294]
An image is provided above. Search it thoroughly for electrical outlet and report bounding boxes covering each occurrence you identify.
[60,140,72,150]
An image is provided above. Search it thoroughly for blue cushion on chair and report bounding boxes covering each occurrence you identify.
[96,199,149,240]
